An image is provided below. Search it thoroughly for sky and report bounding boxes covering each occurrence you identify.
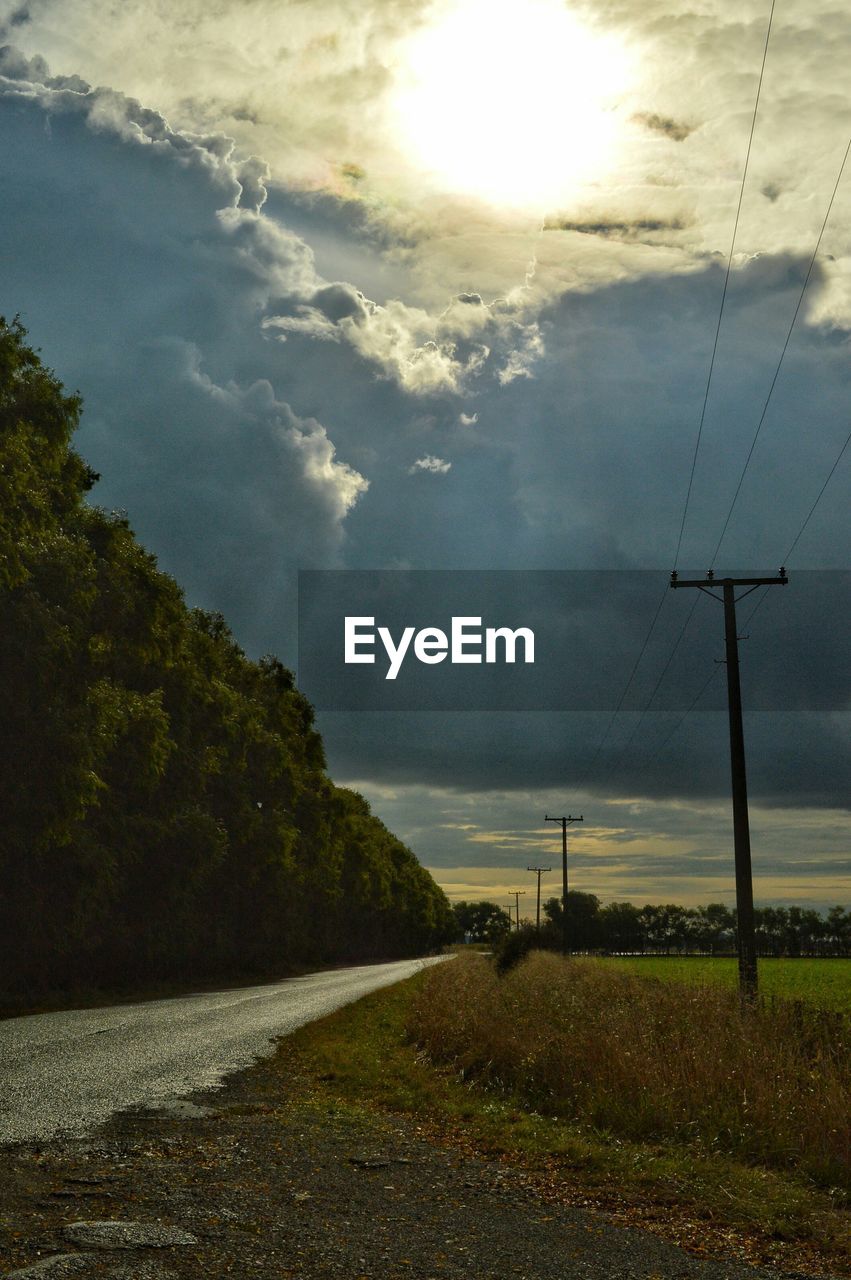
[1,0,848,915]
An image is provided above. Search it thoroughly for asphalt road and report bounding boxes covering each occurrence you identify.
[0,957,445,1145]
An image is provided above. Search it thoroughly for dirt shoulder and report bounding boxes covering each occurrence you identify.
[1,984,846,1280]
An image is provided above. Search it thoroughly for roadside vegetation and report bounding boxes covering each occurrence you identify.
[277,965,850,1272]
[414,952,849,1190]
[0,317,453,1008]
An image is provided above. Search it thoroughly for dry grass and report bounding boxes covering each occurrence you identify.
[411,951,850,1191]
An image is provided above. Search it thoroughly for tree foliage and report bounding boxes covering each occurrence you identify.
[0,318,454,1000]
[535,893,849,956]
[451,900,512,943]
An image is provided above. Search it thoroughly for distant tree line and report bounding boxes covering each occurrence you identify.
[0,318,454,1003]
[452,894,851,956]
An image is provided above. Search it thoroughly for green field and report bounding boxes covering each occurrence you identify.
[600,956,851,1013]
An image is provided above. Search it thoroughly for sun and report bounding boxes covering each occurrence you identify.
[390,0,633,211]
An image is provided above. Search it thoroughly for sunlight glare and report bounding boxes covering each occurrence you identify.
[391,0,633,210]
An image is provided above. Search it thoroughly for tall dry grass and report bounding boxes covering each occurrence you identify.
[411,951,850,1189]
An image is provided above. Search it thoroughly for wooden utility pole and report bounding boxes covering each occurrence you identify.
[526,865,551,932]
[508,889,527,930]
[670,569,788,1000]
[545,814,583,954]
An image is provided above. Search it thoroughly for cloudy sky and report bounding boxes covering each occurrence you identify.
[1,0,848,914]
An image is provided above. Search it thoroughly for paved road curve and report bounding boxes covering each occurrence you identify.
[0,957,445,1145]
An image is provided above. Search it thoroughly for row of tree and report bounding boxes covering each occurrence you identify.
[452,895,851,956]
[0,318,454,1002]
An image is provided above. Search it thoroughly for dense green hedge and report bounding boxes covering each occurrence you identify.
[0,317,453,999]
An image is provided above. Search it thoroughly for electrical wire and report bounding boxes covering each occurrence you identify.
[597,593,703,787]
[589,5,851,788]
[578,579,669,790]
[673,0,777,573]
[735,424,851,630]
[642,425,850,753]
[783,426,851,562]
[645,664,722,762]
[709,135,851,568]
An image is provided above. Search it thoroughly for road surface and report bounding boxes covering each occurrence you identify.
[0,957,444,1145]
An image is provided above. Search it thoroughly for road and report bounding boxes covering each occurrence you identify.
[0,957,444,1145]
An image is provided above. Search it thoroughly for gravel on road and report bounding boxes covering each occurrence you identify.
[2,1034,842,1280]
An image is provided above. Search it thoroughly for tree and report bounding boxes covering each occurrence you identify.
[0,317,453,1002]
[693,903,734,954]
[543,891,601,951]
[599,901,643,953]
[452,901,512,943]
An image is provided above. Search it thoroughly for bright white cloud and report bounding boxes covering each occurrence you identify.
[408,454,451,474]
[0,48,542,396]
[5,0,851,315]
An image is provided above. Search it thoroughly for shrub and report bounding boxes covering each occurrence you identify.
[494,923,540,973]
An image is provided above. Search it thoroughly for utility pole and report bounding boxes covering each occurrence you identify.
[545,814,583,954]
[670,569,788,1000]
[508,889,527,930]
[526,866,551,933]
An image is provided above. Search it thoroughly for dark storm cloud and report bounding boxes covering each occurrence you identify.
[298,570,849,714]
[0,56,371,655]
[320,708,850,810]
[312,283,370,324]
[543,216,689,241]
[632,110,693,142]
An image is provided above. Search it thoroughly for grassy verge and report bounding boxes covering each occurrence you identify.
[272,962,849,1275]
[415,952,849,1187]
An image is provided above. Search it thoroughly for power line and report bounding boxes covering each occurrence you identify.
[643,423,851,757]
[579,580,669,788]
[645,664,722,762]
[673,0,777,572]
[598,593,703,787]
[740,424,851,630]
[620,191,851,772]
[710,135,851,568]
[580,0,779,795]
[783,426,851,562]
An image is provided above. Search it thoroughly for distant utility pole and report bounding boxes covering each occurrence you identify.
[526,865,551,933]
[508,889,527,931]
[545,814,583,954]
[670,569,788,1000]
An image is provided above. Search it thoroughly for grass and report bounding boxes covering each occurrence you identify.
[273,959,850,1274]
[414,952,850,1189]
[600,956,851,1014]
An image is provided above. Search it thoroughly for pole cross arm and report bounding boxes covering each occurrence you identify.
[670,570,788,589]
